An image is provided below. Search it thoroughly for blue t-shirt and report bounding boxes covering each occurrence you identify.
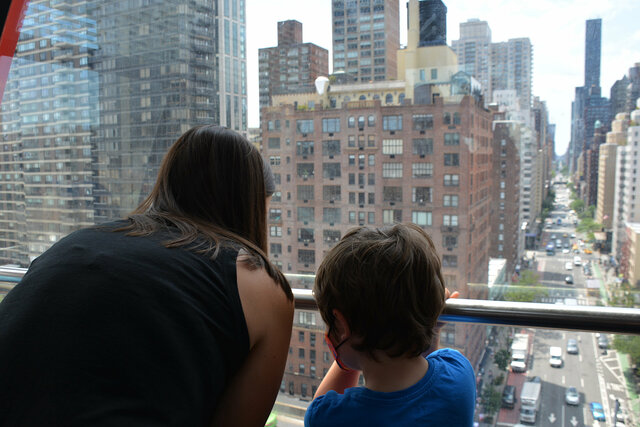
[305,349,475,427]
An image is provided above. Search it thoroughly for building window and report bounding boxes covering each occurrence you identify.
[270,243,282,255]
[453,112,461,125]
[443,194,459,207]
[444,133,460,146]
[431,68,438,80]
[412,114,433,131]
[323,208,341,224]
[323,229,341,243]
[269,208,282,221]
[270,226,282,237]
[412,163,433,178]
[296,119,314,134]
[444,235,457,248]
[268,137,280,149]
[443,112,451,125]
[348,135,356,147]
[297,185,314,201]
[412,211,432,226]
[412,187,432,203]
[442,255,457,267]
[323,185,341,202]
[383,186,402,202]
[443,215,459,226]
[297,207,314,223]
[382,139,403,155]
[382,163,403,178]
[349,154,356,166]
[296,141,314,156]
[368,154,375,166]
[382,115,403,131]
[299,364,305,375]
[269,156,281,166]
[348,116,355,128]
[322,118,341,133]
[299,348,305,358]
[383,209,402,224]
[358,116,365,129]
[349,211,356,223]
[368,173,375,185]
[368,115,376,127]
[323,140,341,156]
[368,135,376,147]
[297,163,314,178]
[444,174,459,186]
[413,138,433,156]
[323,163,341,179]
[444,153,460,166]
[298,250,315,265]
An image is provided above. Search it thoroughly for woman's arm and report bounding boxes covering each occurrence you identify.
[210,260,294,427]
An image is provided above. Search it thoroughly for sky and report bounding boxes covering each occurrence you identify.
[245,0,640,156]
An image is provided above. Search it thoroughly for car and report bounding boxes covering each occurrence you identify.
[563,242,570,248]
[563,233,569,237]
[571,233,576,238]
[556,238,563,247]
[584,248,593,254]
[616,405,627,423]
[590,402,606,421]
[598,335,608,349]
[573,256,582,266]
[502,385,516,409]
[550,234,557,240]
[567,338,578,354]
[562,248,570,254]
[565,275,574,284]
[565,387,579,405]
[565,261,573,270]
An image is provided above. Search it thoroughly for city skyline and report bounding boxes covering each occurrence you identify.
[246,0,640,156]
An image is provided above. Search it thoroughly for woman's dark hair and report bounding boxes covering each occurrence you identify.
[118,125,291,299]
[314,223,445,358]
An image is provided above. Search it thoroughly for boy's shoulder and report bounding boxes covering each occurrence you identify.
[305,349,476,427]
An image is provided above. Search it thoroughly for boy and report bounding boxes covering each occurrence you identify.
[305,223,475,426]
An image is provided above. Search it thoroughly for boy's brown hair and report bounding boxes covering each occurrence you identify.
[314,223,446,358]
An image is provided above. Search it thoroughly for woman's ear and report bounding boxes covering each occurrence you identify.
[332,309,351,341]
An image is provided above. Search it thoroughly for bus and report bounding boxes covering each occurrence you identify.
[546,243,555,255]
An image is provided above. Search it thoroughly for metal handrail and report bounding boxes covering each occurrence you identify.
[293,289,640,335]
[2,267,639,335]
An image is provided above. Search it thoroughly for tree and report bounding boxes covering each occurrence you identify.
[613,335,640,367]
[482,385,502,415]
[505,271,549,302]
[494,349,511,371]
[570,199,585,215]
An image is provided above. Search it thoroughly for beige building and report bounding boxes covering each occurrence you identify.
[622,223,640,287]
[597,113,629,228]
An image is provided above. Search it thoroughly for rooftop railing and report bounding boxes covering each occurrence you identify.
[3,266,639,335]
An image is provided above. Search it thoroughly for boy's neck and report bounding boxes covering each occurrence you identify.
[360,355,429,393]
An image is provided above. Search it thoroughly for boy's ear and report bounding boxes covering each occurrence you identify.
[332,309,351,341]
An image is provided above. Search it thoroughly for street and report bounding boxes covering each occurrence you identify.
[495,183,634,427]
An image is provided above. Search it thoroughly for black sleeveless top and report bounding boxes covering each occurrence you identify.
[0,222,249,426]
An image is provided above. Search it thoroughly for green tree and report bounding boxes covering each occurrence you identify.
[613,335,640,366]
[570,199,585,215]
[505,271,549,302]
[494,349,511,371]
[482,385,502,415]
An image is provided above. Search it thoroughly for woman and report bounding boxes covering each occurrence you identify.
[0,126,294,426]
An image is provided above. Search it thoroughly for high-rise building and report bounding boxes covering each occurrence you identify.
[612,99,640,260]
[331,0,399,82]
[597,112,629,230]
[0,0,98,264]
[610,75,630,117]
[91,0,246,222]
[0,0,248,263]
[258,21,329,111]
[584,122,606,207]
[489,38,533,110]
[451,20,491,103]
[417,0,447,47]
[584,19,602,90]
[490,115,521,272]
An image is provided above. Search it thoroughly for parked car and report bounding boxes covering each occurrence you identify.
[590,402,606,421]
[567,339,578,354]
[565,387,579,405]
[502,385,516,409]
[562,248,570,254]
[584,248,593,254]
[573,256,582,266]
[565,275,574,284]
[565,262,573,271]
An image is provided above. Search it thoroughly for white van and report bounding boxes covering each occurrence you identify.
[549,346,563,367]
[573,256,582,266]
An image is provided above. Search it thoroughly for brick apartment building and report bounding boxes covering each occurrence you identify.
[263,91,493,398]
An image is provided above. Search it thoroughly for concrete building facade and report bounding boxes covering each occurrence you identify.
[597,113,629,229]
[613,101,640,260]
[331,0,399,82]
